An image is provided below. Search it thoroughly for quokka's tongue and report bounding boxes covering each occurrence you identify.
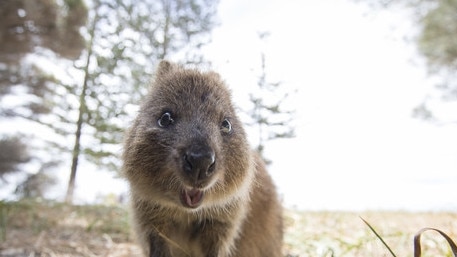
[181,188,204,208]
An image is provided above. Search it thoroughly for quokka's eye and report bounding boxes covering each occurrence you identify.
[158,112,174,127]
[221,118,232,134]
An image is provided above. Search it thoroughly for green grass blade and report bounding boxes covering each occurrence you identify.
[360,216,397,257]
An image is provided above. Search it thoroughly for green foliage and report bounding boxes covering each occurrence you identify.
[355,0,457,122]
[0,0,88,196]
[418,0,457,71]
[0,203,7,241]
[64,0,219,202]
[416,0,457,119]
[0,0,219,201]
[72,0,219,168]
[408,0,457,123]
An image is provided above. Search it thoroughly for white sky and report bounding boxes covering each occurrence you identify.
[202,0,457,211]
[3,0,455,211]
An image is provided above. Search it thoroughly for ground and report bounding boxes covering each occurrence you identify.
[0,200,456,257]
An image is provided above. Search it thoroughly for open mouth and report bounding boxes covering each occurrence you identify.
[180,188,204,208]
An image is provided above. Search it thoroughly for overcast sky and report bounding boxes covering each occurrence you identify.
[202,0,457,211]
[4,0,455,211]
[51,0,457,211]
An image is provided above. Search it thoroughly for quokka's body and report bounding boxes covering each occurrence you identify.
[123,60,283,257]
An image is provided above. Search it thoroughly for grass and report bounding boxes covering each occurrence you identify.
[284,210,457,257]
[0,199,139,257]
[360,216,457,257]
[360,217,398,257]
[0,200,456,257]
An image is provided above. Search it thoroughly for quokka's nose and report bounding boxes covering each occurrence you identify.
[183,145,216,182]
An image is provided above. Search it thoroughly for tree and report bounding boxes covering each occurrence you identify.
[0,0,87,101]
[417,0,457,71]
[248,32,295,162]
[413,0,457,123]
[355,0,457,123]
[0,0,88,196]
[0,137,30,179]
[64,0,220,203]
[0,0,219,202]
[15,168,57,199]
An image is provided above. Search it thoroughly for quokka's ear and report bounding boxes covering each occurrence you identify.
[207,71,221,81]
[156,60,176,76]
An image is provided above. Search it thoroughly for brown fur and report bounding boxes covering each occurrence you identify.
[122,60,283,257]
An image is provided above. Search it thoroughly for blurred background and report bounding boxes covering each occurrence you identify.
[1,0,456,211]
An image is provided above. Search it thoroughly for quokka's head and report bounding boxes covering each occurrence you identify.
[123,61,253,211]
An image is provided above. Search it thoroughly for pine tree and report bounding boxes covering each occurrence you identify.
[355,0,457,123]
[248,32,295,163]
[0,0,219,202]
[0,0,88,194]
[64,0,219,203]
[0,0,87,120]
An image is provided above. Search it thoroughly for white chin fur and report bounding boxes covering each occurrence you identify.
[200,161,255,211]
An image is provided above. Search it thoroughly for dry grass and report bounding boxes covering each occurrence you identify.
[0,200,456,257]
[284,209,457,257]
[0,200,142,257]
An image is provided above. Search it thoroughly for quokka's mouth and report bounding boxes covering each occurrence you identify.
[180,188,204,208]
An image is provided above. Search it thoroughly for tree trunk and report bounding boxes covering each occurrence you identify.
[64,53,91,203]
[64,6,99,203]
